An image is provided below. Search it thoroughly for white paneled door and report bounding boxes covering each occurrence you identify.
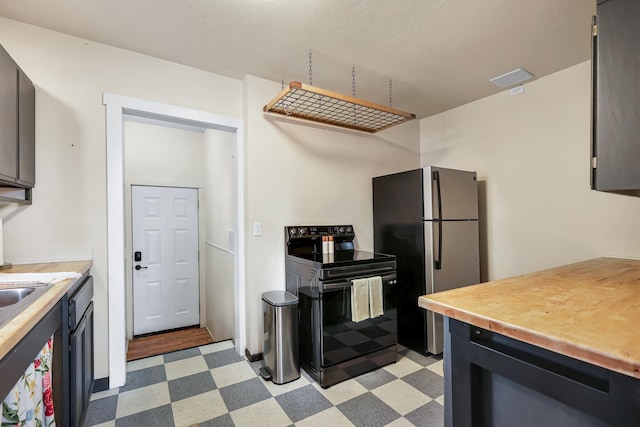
[132,185,200,335]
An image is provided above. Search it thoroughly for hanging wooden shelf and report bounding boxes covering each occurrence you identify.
[263,81,416,133]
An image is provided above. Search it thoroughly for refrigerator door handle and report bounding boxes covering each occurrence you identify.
[433,171,443,270]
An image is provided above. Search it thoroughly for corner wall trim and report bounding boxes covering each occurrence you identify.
[245,348,263,362]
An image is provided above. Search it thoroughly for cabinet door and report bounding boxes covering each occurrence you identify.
[0,45,17,183]
[592,0,640,192]
[17,69,35,187]
[70,302,94,427]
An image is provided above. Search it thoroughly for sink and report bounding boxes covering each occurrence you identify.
[0,287,36,308]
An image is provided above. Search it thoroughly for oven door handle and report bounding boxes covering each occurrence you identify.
[321,273,396,291]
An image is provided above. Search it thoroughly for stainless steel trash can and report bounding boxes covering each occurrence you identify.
[261,291,300,384]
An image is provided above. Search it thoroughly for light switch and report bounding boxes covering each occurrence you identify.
[253,222,262,236]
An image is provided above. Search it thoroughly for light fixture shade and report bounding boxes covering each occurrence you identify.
[489,68,534,88]
[263,81,415,133]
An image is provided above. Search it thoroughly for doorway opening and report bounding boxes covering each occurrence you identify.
[104,93,245,389]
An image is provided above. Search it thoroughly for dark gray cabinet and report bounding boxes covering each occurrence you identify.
[591,0,640,195]
[444,318,640,426]
[0,45,18,183]
[18,69,35,187]
[0,43,35,196]
[69,276,94,427]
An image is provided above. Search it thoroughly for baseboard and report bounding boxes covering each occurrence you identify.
[245,348,263,362]
[93,377,110,393]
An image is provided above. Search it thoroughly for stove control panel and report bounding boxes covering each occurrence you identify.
[286,225,354,240]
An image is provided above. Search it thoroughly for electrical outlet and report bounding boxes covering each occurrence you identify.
[253,222,262,236]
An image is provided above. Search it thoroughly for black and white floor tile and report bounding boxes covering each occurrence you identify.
[84,341,444,427]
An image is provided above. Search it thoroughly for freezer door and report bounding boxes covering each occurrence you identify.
[424,220,480,354]
[423,166,478,220]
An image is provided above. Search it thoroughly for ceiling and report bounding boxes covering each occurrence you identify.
[0,0,596,119]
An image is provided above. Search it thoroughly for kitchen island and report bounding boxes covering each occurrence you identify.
[418,257,640,427]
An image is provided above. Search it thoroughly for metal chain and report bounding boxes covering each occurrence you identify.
[309,50,313,86]
[389,79,393,107]
[281,79,284,90]
[352,65,357,124]
[352,65,356,97]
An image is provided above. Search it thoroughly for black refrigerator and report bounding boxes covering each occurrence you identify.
[373,166,480,355]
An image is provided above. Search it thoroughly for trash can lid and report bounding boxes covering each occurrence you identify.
[262,291,298,306]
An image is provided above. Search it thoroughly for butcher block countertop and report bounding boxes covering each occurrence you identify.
[418,257,640,380]
[0,260,92,360]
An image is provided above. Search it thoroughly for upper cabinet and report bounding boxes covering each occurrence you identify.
[17,69,35,187]
[0,45,18,184]
[0,44,35,202]
[591,0,640,196]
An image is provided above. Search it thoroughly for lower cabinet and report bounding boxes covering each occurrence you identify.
[68,275,94,427]
[0,273,94,427]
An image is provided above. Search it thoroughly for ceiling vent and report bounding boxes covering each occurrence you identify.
[489,68,533,88]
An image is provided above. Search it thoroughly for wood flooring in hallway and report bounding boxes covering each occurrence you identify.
[126,327,214,361]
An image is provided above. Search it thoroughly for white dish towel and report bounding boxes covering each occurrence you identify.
[368,276,384,318]
[0,272,81,286]
[351,278,370,322]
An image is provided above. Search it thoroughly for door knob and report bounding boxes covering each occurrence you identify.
[134,265,147,270]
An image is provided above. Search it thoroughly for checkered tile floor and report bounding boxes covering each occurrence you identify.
[84,341,444,427]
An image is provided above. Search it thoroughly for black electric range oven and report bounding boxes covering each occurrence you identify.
[285,225,398,388]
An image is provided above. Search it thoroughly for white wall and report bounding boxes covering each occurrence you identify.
[123,121,206,338]
[0,17,242,379]
[242,75,420,353]
[420,61,640,281]
[0,16,422,376]
[203,129,235,341]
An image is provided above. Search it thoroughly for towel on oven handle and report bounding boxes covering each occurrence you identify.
[368,276,384,318]
[351,278,370,322]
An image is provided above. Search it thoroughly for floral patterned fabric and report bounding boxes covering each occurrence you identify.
[1,336,56,427]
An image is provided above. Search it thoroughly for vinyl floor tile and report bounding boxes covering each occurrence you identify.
[168,371,217,401]
[126,355,164,372]
[86,341,445,427]
[353,366,397,390]
[203,347,245,369]
[199,413,235,427]
[114,404,173,427]
[163,347,203,363]
[210,360,258,388]
[371,378,432,416]
[164,355,209,381]
[84,394,118,425]
[274,384,332,423]
[311,376,368,405]
[199,340,235,354]
[382,355,423,378]
[404,401,445,427]
[337,392,401,427]
[401,369,444,399]
[426,359,444,376]
[119,365,166,392]
[171,390,227,427]
[218,377,271,412]
[260,372,309,397]
[229,398,292,427]
[293,407,354,427]
[115,382,171,419]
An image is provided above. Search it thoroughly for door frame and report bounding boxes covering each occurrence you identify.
[104,93,245,389]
